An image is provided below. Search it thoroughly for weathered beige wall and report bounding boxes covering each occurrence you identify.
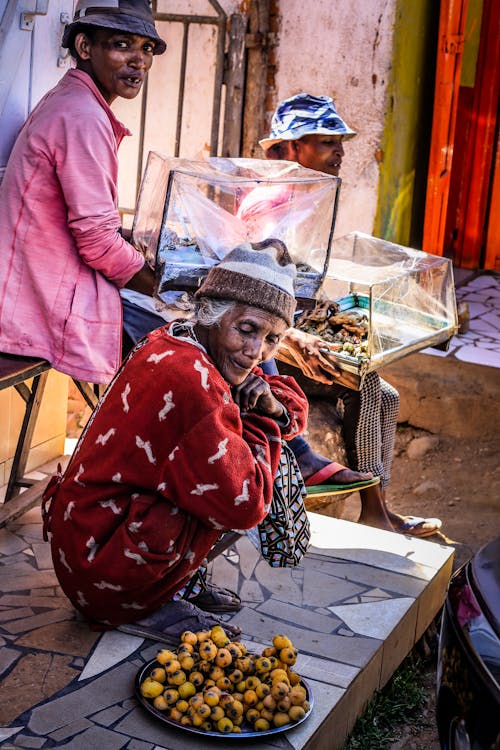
[270,0,398,238]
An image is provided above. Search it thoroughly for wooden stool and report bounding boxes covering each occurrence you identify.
[0,353,99,527]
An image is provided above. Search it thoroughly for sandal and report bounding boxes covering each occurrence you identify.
[306,476,381,497]
[396,515,442,538]
[190,585,242,614]
[116,599,241,644]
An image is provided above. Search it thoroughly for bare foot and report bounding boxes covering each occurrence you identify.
[357,484,395,532]
[297,448,373,485]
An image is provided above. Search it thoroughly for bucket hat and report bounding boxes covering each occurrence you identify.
[62,0,167,55]
[259,93,356,151]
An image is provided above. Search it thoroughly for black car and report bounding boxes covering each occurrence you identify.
[436,536,500,749]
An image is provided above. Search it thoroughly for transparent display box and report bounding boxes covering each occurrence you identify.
[287,232,458,389]
[132,152,341,309]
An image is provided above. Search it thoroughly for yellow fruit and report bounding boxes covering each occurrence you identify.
[189,693,204,710]
[235,680,246,693]
[289,685,307,705]
[168,669,186,686]
[189,671,204,687]
[288,670,302,686]
[149,667,166,683]
[198,659,212,674]
[211,625,230,648]
[178,681,196,700]
[260,708,274,723]
[216,676,232,691]
[163,688,180,705]
[280,646,297,665]
[152,694,169,711]
[271,681,290,700]
[215,648,232,668]
[270,668,289,683]
[210,705,224,722]
[254,656,272,674]
[177,642,194,655]
[227,642,242,659]
[256,682,270,699]
[227,668,243,684]
[201,719,213,732]
[164,658,181,674]
[199,640,217,661]
[219,692,234,709]
[204,689,220,707]
[288,704,306,722]
[255,717,271,731]
[273,711,290,727]
[180,715,192,726]
[190,711,204,727]
[181,630,198,646]
[178,654,195,671]
[176,699,189,713]
[140,678,164,699]
[243,689,258,707]
[197,630,212,643]
[262,694,276,711]
[277,696,291,712]
[235,656,252,673]
[245,675,261,690]
[246,707,260,724]
[261,646,276,658]
[209,665,225,681]
[226,699,243,719]
[273,634,293,650]
[156,649,176,665]
[198,702,211,718]
[217,717,234,733]
[168,707,182,722]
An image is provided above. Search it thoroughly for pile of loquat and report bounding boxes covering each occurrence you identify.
[139,625,310,734]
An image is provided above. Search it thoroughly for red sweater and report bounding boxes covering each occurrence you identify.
[45,325,308,626]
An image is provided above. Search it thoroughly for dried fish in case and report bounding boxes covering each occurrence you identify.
[293,232,458,389]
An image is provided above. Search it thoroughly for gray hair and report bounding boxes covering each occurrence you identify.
[195,297,237,327]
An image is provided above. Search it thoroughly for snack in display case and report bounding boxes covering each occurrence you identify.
[287,232,458,389]
[132,152,341,309]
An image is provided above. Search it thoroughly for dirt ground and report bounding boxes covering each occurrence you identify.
[306,407,500,749]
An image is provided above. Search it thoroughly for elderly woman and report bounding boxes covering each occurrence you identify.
[42,241,308,639]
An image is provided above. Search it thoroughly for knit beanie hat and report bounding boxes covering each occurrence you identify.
[195,239,297,327]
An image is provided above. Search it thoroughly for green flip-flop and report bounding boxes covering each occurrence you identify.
[306,476,381,497]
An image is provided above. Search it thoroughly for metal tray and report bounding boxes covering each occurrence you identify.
[135,658,313,739]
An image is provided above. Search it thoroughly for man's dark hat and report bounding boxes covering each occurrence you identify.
[62,0,167,55]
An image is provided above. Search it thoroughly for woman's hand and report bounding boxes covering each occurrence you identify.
[277,328,342,385]
[232,373,284,418]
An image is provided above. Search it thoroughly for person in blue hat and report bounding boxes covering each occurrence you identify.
[255,93,442,537]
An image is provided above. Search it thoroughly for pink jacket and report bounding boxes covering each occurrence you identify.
[0,70,145,384]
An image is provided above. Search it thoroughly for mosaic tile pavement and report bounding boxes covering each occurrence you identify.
[423,271,500,369]
[0,490,454,750]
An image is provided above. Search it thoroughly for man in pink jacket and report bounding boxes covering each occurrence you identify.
[0,0,166,384]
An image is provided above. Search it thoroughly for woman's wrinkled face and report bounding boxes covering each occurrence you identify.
[75,29,155,104]
[206,305,287,385]
[293,133,345,176]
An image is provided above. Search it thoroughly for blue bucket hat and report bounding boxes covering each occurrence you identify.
[62,0,167,55]
[259,93,356,151]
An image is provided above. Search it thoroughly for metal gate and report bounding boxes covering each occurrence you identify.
[117,1,247,227]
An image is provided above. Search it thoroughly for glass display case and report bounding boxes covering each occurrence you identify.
[132,156,457,390]
[132,152,341,309]
[290,232,458,388]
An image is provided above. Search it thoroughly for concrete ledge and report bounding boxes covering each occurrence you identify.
[383,353,499,438]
